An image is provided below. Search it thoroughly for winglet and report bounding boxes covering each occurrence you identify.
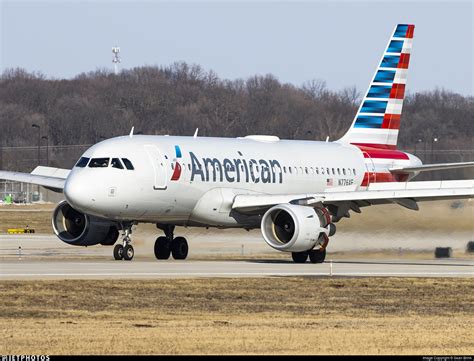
[129,126,134,138]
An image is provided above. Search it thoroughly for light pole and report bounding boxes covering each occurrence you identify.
[414,138,422,156]
[32,124,41,198]
[31,124,41,166]
[0,136,3,171]
[431,137,439,180]
[41,136,49,167]
[431,137,438,164]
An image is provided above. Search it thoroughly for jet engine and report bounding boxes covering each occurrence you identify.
[261,204,330,252]
[52,200,120,246]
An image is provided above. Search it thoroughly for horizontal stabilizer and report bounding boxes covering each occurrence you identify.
[390,162,474,174]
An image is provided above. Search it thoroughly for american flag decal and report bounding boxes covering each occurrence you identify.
[326,178,333,186]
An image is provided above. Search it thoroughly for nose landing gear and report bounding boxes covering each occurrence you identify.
[154,224,189,260]
[113,224,135,261]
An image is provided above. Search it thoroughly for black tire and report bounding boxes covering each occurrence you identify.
[123,245,134,261]
[292,251,308,263]
[434,247,452,258]
[309,248,326,263]
[171,237,189,260]
[466,241,474,253]
[154,236,171,260]
[113,244,124,260]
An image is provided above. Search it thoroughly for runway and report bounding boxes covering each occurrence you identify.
[1,259,473,279]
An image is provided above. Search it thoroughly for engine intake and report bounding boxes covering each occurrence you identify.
[52,201,119,246]
[261,204,328,252]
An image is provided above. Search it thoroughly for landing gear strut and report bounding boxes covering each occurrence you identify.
[113,224,135,261]
[154,224,189,260]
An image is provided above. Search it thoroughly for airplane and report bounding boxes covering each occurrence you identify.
[1,24,473,263]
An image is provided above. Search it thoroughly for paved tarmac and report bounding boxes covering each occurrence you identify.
[1,258,473,279]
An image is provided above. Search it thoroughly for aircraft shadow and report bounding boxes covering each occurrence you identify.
[246,259,474,267]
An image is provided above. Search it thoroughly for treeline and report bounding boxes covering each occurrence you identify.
[0,64,473,176]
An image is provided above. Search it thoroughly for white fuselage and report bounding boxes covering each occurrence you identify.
[64,135,419,227]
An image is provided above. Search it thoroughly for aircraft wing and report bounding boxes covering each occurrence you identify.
[232,179,474,215]
[0,166,70,193]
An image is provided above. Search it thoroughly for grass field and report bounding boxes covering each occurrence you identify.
[1,200,472,234]
[1,278,472,355]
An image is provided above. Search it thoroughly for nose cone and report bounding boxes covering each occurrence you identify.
[64,171,94,214]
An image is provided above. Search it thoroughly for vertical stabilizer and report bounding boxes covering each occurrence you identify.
[339,24,415,149]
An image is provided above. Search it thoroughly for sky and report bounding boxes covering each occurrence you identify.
[1,0,473,95]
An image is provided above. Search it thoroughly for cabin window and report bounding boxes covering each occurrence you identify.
[75,157,90,168]
[343,168,346,176]
[353,168,356,176]
[122,158,135,170]
[305,167,308,174]
[315,167,319,175]
[111,158,124,169]
[89,158,109,168]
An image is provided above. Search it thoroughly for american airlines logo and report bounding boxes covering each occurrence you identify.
[189,152,283,184]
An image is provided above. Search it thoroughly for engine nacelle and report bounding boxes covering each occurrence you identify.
[261,204,328,252]
[52,201,120,246]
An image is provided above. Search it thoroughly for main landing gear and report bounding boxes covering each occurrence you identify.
[291,216,333,264]
[154,224,189,260]
[113,224,135,261]
[292,248,326,264]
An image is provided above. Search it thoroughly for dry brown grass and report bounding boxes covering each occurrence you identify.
[0,278,472,355]
[0,200,472,235]
[0,204,54,233]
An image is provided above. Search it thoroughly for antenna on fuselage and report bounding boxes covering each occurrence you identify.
[193,128,199,138]
[129,126,134,138]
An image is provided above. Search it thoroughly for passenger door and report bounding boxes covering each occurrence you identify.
[144,145,168,190]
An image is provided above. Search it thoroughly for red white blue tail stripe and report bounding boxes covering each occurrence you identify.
[338,24,415,186]
[339,24,414,149]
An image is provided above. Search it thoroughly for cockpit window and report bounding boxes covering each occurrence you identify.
[89,158,110,168]
[122,158,134,170]
[111,158,124,169]
[75,157,90,168]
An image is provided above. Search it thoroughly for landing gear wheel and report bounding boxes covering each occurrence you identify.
[309,248,326,263]
[113,244,124,260]
[154,236,171,260]
[292,251,308,263]
[123,244,134,261]
[171,237,189,260]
